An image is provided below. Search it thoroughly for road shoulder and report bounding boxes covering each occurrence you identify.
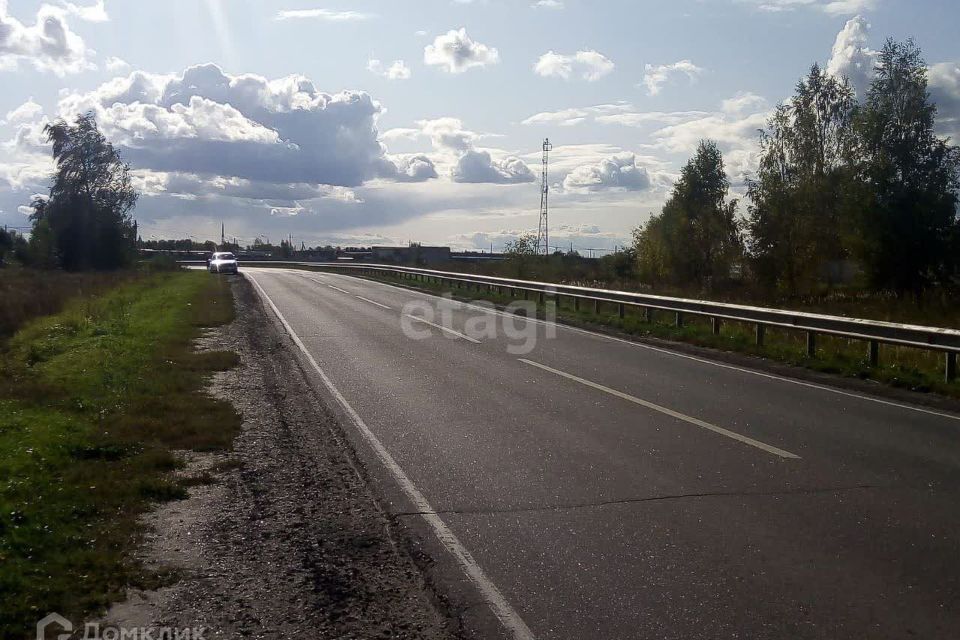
[103,275,461,639]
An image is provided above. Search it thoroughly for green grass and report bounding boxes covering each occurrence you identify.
[0,268,140,342]
[0,270,239,638]
[362,270,960,399]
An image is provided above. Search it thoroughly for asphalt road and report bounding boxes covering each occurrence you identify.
[243,267,960,640]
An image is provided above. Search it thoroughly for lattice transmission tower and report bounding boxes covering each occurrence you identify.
[536,138,552,256]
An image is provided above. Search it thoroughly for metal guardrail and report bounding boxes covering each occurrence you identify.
[183,260,960,382]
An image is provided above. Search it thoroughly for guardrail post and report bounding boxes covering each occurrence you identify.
[711,317,721,335]
[618,303,625,319]
[755,324,765,347]
[574,296,580,312]
[644,307,653,323]
[593,299,601,315]
[946,353,957,383]
[539,291,545,305]
[675,312,683,328]
[868,340,880,367]
[806,331,817,357]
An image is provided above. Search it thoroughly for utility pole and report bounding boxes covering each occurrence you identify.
[221,221,225,247]
[536,138,552,256]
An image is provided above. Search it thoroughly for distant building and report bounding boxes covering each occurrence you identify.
[450,250,507,263]
[371,245,451,265]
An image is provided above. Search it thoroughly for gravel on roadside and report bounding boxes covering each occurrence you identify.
[102,276,462,639]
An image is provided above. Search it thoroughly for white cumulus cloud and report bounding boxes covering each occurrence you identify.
[826,15,876,97]
[416,117,478,152]
[424,28,499,73]
[386,154,439,182]
[642,60,703,96]
[453,150,535,184]
[62,0,108,22]
[367,58,411,80]
[388,116,533,184]
[0,2,95,74]
[51,63,435,190]
[562,153,652,192]
[534,50,614,81]
[105,56,130,72]
[721,92,769,115]
[3,98,43,125]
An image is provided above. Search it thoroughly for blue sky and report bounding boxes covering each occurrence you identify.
[1,0,958,251]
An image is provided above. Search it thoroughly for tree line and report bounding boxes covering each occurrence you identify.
[633,38,960,298]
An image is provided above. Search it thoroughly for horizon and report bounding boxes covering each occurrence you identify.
[1,0,958,252]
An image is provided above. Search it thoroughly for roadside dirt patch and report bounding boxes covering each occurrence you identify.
[103,276,460,639]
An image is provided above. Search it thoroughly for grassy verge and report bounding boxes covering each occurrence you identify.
[0,270,240,637]
[359,270,960,399]
[448,259,960,328]
[0,269,142,342]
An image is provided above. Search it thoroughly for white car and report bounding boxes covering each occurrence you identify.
[208,252,239,274]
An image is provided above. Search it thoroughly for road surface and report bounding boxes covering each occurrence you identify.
[243,267,960,640]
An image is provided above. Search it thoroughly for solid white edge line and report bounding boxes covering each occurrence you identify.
[317,271,960,423]
[246,273,535,640]
[404,313,482,343]
[355,295,392,310]
[518,358,800,459]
